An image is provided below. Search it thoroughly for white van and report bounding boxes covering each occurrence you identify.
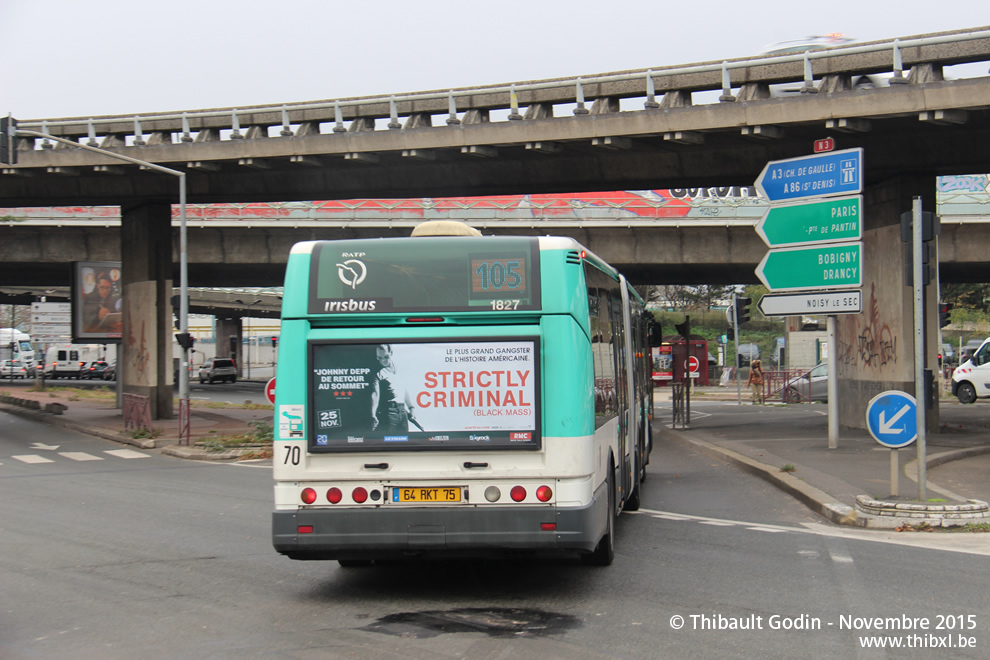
[42,345,100,379]
[951,337,990,404]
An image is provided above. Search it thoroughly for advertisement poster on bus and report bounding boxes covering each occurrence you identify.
[308,338,541,451]
[652,344,673,382]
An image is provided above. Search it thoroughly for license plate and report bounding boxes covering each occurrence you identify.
[392,487,461,503]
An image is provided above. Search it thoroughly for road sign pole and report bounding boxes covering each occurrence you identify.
[912,197,928,501]
[827,315,838,449]
[890,449,899,497]
[731,303,741,405]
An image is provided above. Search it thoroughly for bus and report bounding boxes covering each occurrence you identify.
[272,224,659,565]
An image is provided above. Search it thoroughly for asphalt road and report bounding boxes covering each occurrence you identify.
[1,408,987,659]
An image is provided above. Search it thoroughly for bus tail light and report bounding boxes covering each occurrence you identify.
[352,487,368,504]
[298,525,314,534]
[541,523,556,531]
[301,488,317,504]
[327,487,342,504]
[510,486,526,502]
[536,485,553,502]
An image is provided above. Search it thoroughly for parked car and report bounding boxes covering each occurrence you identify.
[737,344,760,367]
[0,359,27,379]
[784,362,829,402]
[82,360,111,379]
[199,357,237,384]
[940,343,956,365]
[952,338,990,404]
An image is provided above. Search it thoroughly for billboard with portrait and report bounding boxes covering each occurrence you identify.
[307,337,541,452]
[72,261,123,342]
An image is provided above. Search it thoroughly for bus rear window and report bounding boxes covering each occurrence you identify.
[308,237,541,314]
[308,338,541,452]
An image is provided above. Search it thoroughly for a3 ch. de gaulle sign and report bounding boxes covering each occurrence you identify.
[755,148,863,203]
[754,146,865,301]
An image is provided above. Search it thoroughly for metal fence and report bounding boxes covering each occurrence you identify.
[122,393,152,433]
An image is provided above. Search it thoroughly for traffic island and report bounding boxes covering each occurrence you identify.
[854,495,990,528]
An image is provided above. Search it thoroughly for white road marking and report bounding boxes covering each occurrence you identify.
[103,449,150,459]
[12,455,54,464]
[59,452,104,462]
[632,508,990,556]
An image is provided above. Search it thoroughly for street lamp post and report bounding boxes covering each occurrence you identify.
[10,126,191,406]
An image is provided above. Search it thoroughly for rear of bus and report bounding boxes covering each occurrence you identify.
[271,234,614,562]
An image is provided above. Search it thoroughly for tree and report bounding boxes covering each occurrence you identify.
[942,283,990,315]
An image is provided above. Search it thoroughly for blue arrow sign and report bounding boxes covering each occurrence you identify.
[755,148,863,202]
[865,390,918,448]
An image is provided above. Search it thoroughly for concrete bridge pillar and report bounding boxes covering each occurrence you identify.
[215,317,243,377]
[120,201,173,420]
[835,176,940,432]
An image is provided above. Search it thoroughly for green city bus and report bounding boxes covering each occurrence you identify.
[272,225,658,565]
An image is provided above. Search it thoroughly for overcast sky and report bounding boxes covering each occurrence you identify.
[3,1,987,119]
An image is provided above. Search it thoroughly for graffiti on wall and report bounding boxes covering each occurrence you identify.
[858,284,898,370]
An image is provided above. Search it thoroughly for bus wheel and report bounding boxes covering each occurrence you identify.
[583,469,615,566]
[625,477,642,512]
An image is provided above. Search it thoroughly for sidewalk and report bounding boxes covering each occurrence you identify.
[0,383,272,461]
[656,385,990,528]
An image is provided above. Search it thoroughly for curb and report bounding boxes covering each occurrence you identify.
[160,444,258,461]
[854,495,990,528]
[0,401,156,449]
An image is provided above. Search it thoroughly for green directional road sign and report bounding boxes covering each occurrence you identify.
[756,242,862,292]
[756,195,862,248]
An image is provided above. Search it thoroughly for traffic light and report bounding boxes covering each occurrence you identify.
[939,302,953,328]
[175,333,194,350]
[1,116,17,165]
[735,296,752,325]
[647,321,662,347]
[271,336,278,348]
[726,327,735,341]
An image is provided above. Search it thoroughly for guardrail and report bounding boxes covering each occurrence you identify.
[10,27,990,149]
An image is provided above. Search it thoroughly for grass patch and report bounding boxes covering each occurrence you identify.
[27,385,116,400]
[198,419,273,452]
[945,522,990,533]
[780,464,796,473]
[129,427,163,440]
[182,398,273,411]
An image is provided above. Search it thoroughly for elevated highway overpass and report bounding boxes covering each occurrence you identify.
[3,26,988,424]
[2,180,988,288]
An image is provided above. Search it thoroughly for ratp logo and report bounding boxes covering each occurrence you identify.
[337,259,367,290]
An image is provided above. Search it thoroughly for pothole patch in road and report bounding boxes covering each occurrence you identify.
[361,607,580,639]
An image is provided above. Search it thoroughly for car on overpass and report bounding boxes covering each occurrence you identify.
[761,34,892,95]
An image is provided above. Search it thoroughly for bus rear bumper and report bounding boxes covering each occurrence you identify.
[272,500,605,561]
